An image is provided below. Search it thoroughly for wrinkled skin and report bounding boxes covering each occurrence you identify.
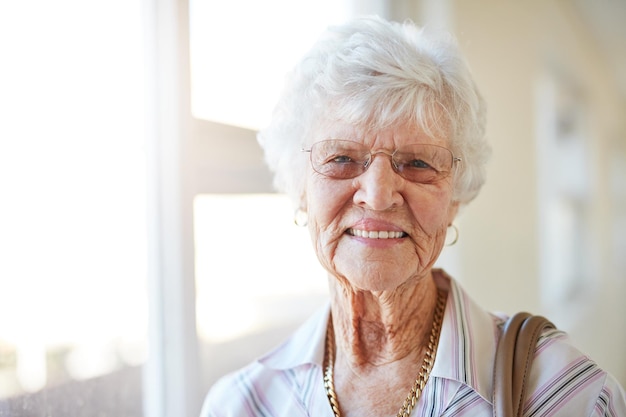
[305,121,459,417]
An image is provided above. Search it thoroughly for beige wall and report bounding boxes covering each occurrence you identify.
[448,0,626,384]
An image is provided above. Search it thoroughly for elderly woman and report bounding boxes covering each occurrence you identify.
[201,16,625,417]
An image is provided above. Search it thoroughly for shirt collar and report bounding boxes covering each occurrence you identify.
[258,302,329,370]
[258,270,498,403]
[431,269,498,403]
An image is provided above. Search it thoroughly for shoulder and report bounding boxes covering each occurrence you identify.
[526,327,626,416]
[199,362,276,417]
[200,359,325,417]
[199,305,330,417]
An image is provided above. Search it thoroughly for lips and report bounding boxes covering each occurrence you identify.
[347,229,406,239]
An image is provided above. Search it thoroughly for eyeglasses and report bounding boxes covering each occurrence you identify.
[302,139,461,184]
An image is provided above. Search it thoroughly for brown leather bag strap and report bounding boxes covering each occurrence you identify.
[492,312,555,417]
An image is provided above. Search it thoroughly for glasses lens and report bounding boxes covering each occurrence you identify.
[310,140,369,179]
[393,144,454,183]
[308,140,455,183]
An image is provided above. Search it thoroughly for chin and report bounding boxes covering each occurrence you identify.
[338,271,413,293]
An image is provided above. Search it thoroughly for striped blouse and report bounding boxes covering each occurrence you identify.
[200,270,626,416]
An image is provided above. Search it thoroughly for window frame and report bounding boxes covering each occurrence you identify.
[143,1,273,416]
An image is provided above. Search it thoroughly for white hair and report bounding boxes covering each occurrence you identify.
[258,15,490,207]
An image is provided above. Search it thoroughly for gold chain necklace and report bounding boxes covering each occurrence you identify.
[323,289,446,417]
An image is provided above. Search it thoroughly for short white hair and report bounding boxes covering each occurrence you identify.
[258,15,490,207]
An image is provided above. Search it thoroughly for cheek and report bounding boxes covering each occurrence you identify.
[306,176,351,227]
[305,177,353,258]
[408,190,456,233]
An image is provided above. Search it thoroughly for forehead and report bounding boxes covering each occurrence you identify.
[314,121,449,149]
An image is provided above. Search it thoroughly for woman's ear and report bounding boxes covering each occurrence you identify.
[447,201,460,226]
[293,192,308,227]
[298,189,307,212]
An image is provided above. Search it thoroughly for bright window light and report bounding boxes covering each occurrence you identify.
[189,0,351,130]
[0,0,147,398]
[194,194,328,343]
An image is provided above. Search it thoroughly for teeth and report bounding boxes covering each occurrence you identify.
[349,229,405,239]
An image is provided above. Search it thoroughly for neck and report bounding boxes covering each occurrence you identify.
[328,271,439,369]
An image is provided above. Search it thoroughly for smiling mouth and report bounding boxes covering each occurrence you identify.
[347,229,406,239]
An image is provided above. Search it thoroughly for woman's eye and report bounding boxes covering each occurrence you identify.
[408,159,432,169]
[330,155,354,164]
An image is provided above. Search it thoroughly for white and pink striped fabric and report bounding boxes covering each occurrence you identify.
[200,270,626,416]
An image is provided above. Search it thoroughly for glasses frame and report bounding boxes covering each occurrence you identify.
[301,139,462,183]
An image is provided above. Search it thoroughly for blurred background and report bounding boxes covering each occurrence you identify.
[0,0,624,416]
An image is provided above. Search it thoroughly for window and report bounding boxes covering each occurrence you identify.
[0,0,147,413]
[189,0,351,131]
[194,194,328,387]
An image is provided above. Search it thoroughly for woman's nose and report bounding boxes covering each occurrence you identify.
[353,154,404,210]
